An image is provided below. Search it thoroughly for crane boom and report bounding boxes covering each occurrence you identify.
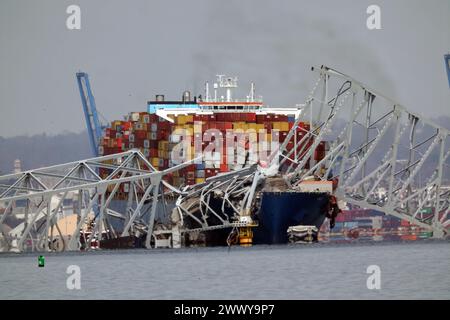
[76,72,104,156]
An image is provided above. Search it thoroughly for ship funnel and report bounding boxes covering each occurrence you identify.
[182,90,191,102]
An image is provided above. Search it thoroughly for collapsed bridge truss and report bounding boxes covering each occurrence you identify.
[0,65,449,252]
[280,66,450,237]
[0,150,196,252]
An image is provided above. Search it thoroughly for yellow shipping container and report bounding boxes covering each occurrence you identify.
[175,116,186,125]
[232,122,245,130]
[195,178,205,184]
[158,150,169,158]
[176,115,193,125]
[158,141,169,151]
[273,122,289,131]
[151,157,159,167]
[173,125,193,136]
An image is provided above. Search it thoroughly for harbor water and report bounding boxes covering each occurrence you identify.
[0,240,449,299]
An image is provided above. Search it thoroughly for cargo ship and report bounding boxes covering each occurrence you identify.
[96,75,338,247]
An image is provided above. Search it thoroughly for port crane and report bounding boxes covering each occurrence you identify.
[0,65,449,252]
[76,72,106,157]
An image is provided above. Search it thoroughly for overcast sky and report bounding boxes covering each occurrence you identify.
[0,0,449,137]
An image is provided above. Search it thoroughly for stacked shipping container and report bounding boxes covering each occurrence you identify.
[98,111,327,188]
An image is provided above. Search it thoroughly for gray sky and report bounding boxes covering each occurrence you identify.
[1,0,449,137]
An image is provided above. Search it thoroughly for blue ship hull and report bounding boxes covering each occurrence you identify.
[253,192,330,244]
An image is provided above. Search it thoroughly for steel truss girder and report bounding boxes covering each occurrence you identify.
[279,65,450,237]
[0,150,195,252]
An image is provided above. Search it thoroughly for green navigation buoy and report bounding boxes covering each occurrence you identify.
[38,255,45,267]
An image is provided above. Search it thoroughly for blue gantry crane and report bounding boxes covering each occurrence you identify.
[76,72,106,157]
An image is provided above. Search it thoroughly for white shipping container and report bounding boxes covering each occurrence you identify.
[237,154,246,165]
[204,151,221,162]
[131,112,140,122]
[196,170,205,178]
[170,134,181,143]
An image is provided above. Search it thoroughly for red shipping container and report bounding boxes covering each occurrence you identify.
[149,114,159,122]
[122,122,132,130]
[273,114,288,122]
[157,130,170,140]
[246,113,256,122]
[135,130,147,139]
[223,122,233,130]
[298,122,311,131]
[296,131,305,141]
[286,141,294,151]
[133,138,144,148]
[149,149,158,157]
[205,169,215,178]
[205,114,216,121]
[108,129,117,138]
[186,164,196,172]
[256,115,265,124]
[314,149,326,161]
